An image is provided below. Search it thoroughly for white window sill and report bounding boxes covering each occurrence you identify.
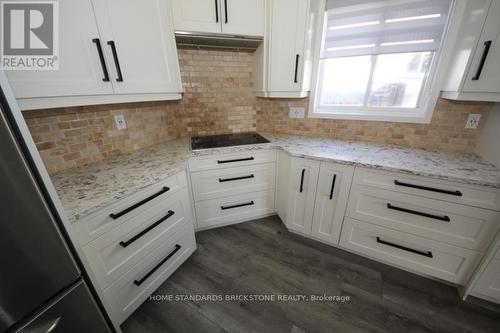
[309,108,433,124]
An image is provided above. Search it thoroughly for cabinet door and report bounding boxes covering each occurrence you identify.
[268,0,309,92]
[473,247,500,303]
[92,0,182,94]
[5,0,113,98]
[221,0,264,36]
[286,158,320,234]
[311,163,354,245]
[464,0,500,93]
[171,0,222,34]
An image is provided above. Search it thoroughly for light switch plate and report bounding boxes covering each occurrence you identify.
[114,114,127,130]
[465,113,481,129]
[289,107,305,119]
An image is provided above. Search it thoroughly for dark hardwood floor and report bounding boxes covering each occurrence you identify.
[122,216,500,333]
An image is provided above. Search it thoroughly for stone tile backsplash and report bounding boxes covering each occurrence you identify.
[22,48,494,174]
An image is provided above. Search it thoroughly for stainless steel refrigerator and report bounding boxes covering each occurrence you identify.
[0,81,112,332]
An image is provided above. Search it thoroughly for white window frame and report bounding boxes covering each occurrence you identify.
[308,0,462,124]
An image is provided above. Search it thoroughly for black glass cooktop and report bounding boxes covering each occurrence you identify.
[191,133,270,150]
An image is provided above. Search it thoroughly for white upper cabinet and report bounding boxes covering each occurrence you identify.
[442,0,500,101]
[171,0,221,34]
[254,0,319,98]
[268,0,308,93]
[92,0,182,95]
[5,0,114,98]
[462,0,500,93]
[6,0,182,110]
[222,0,264,37]
[171,0,264,37]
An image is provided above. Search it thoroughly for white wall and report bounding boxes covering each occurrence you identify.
[475,104,500,167]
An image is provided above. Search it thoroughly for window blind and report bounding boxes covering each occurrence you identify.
[322,0,453,58]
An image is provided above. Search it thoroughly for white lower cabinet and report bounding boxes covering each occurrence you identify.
[468,233,500,304]
[190,162,275,202]
[74,171,196,327]
[277,156,499,287]
[195,189,275,229]
[341,168,500,285]
[340,218,481,285]
[310,163,354,245]
[346,184,500,251]
[81,188,192,289]
[472,252,500,303]
[103,224,196,323]
[189,150,277,230]
[285,158,320,234]
[282,157,354,245]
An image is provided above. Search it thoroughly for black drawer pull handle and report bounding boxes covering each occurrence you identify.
[217,157,254,164]
[299,168,305,193]
[376,237,433,258]
[387,203,450,222]
[329,174,337,200]
[109,186,170,219]
[221,201,254,210]
[107,41,124,82]
[294,54,300,83]
[133,244,181,286]
[219,174,254,183]
[92,38,110,82]
[394,180,462,196]
[472,40,492,80]
[119,210,175,248]
[214,0,219,22]
[224,0,228,23]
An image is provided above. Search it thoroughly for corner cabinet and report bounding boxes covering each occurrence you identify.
[171,0,264,37]
[6,0,182,110]
[277,153,354,245]
[254,0,320,98]
[442,0,500,102]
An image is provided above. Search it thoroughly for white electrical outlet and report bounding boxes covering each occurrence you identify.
[465,113,481,129]
[289,107,305,119]
[114,114,127,130]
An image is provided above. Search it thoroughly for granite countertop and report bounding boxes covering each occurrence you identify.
[51,138,190,222]
[52,133,500,223]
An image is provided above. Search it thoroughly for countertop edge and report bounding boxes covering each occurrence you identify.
[64,136,500,224]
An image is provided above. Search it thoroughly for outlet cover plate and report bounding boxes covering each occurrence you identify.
[289,107,305,119]
[114,114,127,130]
[465,113,481,129]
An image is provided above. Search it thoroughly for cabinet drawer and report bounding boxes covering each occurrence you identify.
[191,162,276,202]
[82,188,193,289]
[195,190,275,229]
[103,224,196,324]
[75,171,187,245]
[189,150,276,172]
[346,184,500,251]
[353,168,500,211]
[340,218,481,284]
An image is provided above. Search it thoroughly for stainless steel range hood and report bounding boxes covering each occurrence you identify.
[175,31,263,51]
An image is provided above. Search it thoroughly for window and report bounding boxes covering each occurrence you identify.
[311,0,453,123]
